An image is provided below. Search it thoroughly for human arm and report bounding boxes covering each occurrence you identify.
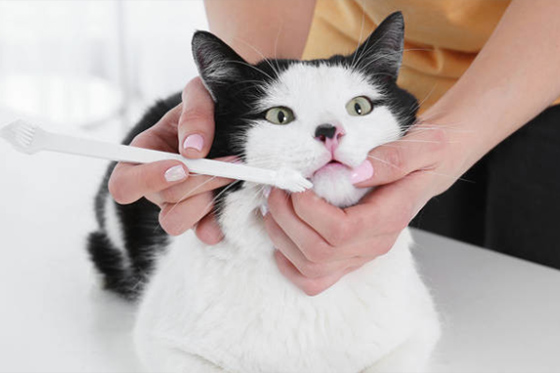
[204,0,315,62]
[264,0,560,295]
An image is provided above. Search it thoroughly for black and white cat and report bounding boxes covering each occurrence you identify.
[88,12,440,373]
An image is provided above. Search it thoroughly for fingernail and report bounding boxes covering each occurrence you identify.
[183,134,204,151]
[259,204,269,216]
[350,160,374,184]
[164,165,187,182]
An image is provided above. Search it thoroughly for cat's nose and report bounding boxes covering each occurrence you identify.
[314,124,337,141]
[314,124,345,153]
[314,124,344,142]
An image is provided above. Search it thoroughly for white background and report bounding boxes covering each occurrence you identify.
[0,0,208,130]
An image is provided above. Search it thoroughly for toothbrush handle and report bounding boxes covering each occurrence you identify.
[38,130,277,184]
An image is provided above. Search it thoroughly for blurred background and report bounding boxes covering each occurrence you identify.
[0,0,208,131]
[0,2,209,371]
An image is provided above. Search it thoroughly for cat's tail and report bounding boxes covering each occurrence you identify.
[86,93,180,300]
[87,169,168,301]
[87,230,146,300]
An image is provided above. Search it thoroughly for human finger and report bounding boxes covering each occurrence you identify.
[158,192,214,236]
[289,190,354,248]
[284,190,400,260]
[354,170,438,236]
[264,214,362,279]
[273,251,363,296]
[109,161,188,205]
[267,188,339,264]
[109,103,186,204]
[178,77,216,158]
[195,211,224,245]
[157,174,233,204]
[352,126,448,187]
[128,103,183,152]
[155,155,237,203]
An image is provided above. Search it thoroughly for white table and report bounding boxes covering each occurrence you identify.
[414,230,560,373]
[1,117,559,372]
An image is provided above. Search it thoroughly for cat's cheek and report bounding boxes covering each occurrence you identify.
[311,166,371,208]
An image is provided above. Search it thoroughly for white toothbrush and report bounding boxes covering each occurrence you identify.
[0,120,312,193]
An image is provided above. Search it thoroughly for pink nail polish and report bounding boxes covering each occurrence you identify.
[165,165,187,182]
[183,134,204,151]
[350,160,374,184]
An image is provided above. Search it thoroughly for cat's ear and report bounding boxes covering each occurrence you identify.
[349,11,405,80]
[191,31,250,101]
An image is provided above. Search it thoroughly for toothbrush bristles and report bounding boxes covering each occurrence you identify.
[274,168,313,193]
[1,120,36,152]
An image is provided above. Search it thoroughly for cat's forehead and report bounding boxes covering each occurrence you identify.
[257,63,384,110]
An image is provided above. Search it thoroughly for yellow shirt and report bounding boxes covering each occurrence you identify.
[302,0,511,112]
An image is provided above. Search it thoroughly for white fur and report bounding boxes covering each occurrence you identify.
[246,64,402,206]
[132,64,440,372]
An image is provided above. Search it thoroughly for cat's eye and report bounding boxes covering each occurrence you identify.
[265,107,295,125]
[346,96,373,116]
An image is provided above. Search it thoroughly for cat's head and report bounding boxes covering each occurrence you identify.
[192,12,417,208]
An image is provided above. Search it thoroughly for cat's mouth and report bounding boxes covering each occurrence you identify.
[312,159,350,176]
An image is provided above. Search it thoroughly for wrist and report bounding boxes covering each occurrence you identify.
[408,111,486,199]
[416,89,511,180]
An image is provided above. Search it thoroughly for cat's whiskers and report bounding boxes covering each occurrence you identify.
[411,121,467,129]
[233,36,282,78]
[272,22,284,74]
[246,184,269,212]
[407,125,474,135]
[414,107,474,127]
[358,52,401,73]
[231,83,268,97]
[367,153,471,183]
[158,175,219,228]
[403,48,434,53]
[230,79,270,87]
[417,83,438,110]
[350,0,368,69]
[248,151,317,164]
[391,138,460,144]
[353,43,434,71]
[204,180,243,220]
[351,31,386,70]
[226,60,275,81]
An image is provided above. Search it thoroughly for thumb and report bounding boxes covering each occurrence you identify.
[178,77,216,159]
[353,126,448,187]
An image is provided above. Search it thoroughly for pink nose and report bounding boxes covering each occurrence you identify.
[314,124,345,153]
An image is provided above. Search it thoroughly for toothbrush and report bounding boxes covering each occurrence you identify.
[0,120,312,193]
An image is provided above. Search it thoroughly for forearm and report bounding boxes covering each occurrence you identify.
[203,0,316,62]
[420,0,560,175]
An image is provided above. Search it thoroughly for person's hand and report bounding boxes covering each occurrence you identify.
[108,77,229,243]
[264,123,466,295]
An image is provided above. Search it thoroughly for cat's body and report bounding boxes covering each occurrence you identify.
[134,194,438,373]
[88,13,440,372]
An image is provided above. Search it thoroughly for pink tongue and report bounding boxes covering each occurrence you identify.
[350,160,373,184]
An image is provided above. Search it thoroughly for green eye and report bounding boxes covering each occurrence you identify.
[265,107,295,125]
[346,96,373,116]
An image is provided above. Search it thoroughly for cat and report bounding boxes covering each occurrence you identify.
[87,11,440,373]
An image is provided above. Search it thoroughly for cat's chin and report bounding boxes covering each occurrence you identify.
[311,163,371,208]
